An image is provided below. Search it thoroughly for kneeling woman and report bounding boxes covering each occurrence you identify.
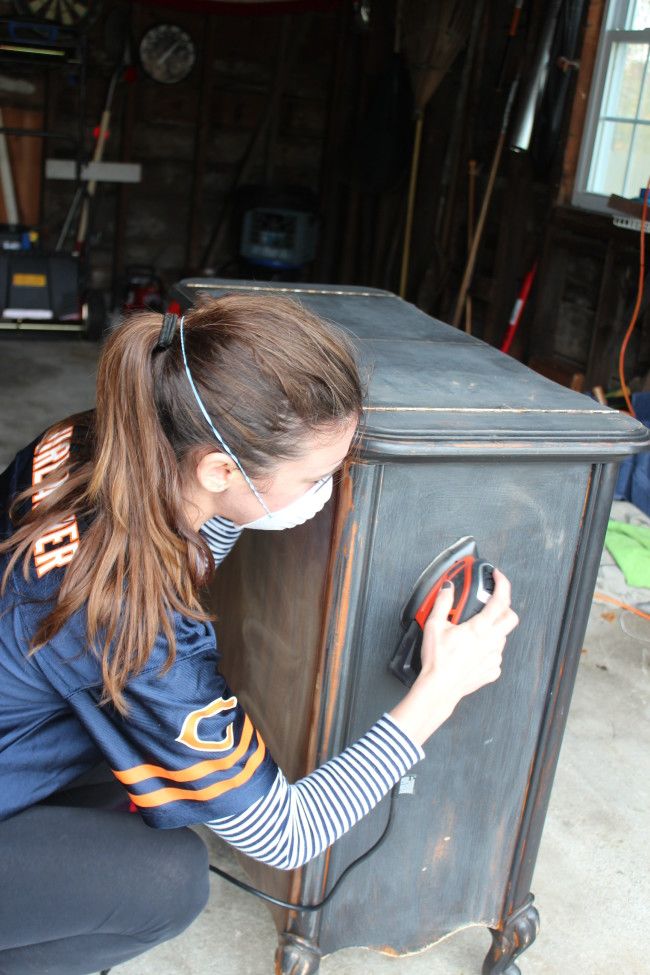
[0,294,517,974]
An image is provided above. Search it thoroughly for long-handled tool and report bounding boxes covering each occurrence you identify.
[464,158,478,333]
[452,78,518,328]
[389,536,495,688]
[500,260,538,355]
[73,51,126,254]
[398,0,474,298]
[496,0,525,92]
[56,27,131,255]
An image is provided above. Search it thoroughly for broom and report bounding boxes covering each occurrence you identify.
[399,0,474,298]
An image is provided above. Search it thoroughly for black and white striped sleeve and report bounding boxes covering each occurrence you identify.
[200,515,244,567]
[204,712,426,870]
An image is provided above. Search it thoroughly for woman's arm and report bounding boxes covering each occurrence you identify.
[61,573,514,874]
[203,568,517,870]
[198,517,428,869]
[204,712,425,870]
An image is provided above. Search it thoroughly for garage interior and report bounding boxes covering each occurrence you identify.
[0,0,649,974]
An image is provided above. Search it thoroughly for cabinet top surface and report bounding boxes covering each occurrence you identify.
[174,279,650,457]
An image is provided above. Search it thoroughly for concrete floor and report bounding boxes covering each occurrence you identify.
[1,337,648,975]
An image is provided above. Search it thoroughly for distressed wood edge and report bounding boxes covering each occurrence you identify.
[500,460,617,918]
[277,463,385,941]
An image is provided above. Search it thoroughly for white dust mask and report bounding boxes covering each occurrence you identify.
[236,474,333,531]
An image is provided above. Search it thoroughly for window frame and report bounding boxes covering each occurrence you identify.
[572,0,650,213]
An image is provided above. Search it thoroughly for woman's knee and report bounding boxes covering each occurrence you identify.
[148,827,210,939]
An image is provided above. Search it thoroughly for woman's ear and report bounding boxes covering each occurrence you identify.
[195,451,237,495]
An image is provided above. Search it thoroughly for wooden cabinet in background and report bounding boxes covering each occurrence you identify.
[527,206,650,393]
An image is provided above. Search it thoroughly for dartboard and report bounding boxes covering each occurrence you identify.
[12,0,102,28]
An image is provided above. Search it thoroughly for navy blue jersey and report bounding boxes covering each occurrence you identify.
[1,418,425,869]
[0,418,277,826]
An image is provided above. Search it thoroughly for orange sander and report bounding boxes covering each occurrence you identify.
[389,536,495,688]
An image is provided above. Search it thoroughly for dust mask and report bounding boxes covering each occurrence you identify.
[235,474,333,531]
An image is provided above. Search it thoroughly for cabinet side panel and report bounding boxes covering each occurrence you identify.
[205,500,335,917]
[318,458,591,955]
[207,500,335,777]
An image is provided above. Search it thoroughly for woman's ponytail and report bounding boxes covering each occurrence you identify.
[81,313,211,710]
[0,294,364,713]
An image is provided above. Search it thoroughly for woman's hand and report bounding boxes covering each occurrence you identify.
[388,568,519,747]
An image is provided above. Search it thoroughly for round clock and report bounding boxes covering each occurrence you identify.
[139,24,196,85]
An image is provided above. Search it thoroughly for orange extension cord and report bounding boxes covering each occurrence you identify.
[618,175,650,419]
[603,177,650,622]
[593,590,650,622]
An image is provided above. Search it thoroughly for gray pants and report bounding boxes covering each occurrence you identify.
[0,766,209,974]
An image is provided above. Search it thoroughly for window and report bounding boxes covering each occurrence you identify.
[573,0,650,213]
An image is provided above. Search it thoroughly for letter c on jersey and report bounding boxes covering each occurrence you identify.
[176,695,238,753]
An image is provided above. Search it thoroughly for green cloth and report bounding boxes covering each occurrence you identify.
[604,519,650,588]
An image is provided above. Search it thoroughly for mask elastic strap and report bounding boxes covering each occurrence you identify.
[179,315,272,516]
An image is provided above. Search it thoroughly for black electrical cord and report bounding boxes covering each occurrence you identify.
[97,790,398,975]
[208,779,399,912]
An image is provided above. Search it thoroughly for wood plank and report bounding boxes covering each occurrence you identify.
[186,15,218,272]
[0,107,44,226]
[558,0,606,205]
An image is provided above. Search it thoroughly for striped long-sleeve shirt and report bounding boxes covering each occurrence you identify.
[205,714,424,870]
[199,515,426,870]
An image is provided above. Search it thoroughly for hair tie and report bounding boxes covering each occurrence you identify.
[178,312,272,515]
[154,312,178,352]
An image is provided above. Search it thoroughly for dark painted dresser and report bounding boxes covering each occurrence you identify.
[173,279,650,974]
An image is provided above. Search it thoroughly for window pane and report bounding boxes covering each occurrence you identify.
[588,120,633,194]
[625,0,650,29]
[624,123,650,194]
[640,57,650,118]
[603,42,649,118]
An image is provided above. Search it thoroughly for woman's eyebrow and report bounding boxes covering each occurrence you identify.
[307,460,346,481]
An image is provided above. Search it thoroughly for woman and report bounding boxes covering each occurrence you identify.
[0,293,518,974]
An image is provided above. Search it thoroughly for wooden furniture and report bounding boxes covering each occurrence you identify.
[175,278,650,974]
[527,205,650,391]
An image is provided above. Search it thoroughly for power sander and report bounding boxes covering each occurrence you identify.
[389,536,495,688]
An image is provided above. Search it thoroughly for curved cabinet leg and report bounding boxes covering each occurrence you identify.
[275,931,322,975]
[482,893,540,975]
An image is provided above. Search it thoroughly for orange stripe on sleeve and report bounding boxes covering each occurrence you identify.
[112,715,258,786]
[126,735,267,809]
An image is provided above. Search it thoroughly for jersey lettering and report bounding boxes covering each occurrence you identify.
[33,441,70,472]
[31,425,80,575]
[33,516,80,578]
[32,425,74,504]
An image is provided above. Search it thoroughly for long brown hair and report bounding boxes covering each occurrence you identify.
[0,292,365,713]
